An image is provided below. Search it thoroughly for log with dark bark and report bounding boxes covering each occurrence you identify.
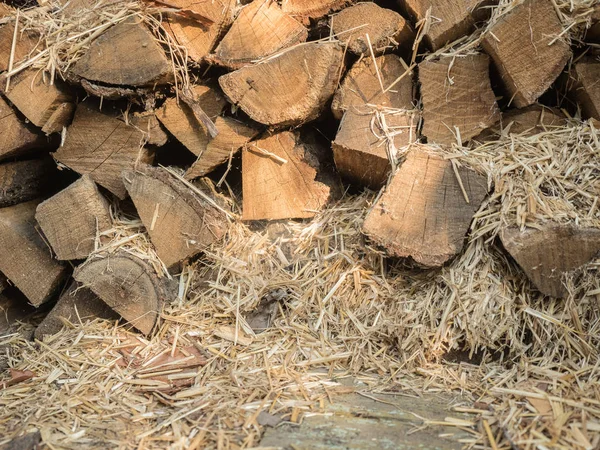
[34,282,119,340]
[0,201,67,306]
[362,147,488,267]
[35,175,112,261]
[74,251,173,335]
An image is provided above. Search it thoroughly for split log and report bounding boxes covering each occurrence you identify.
[54,102,155,199]
[481,0,571,108]
[242,131,340,221]
[185,116,260,179]
[500,224,600,298]
[0,95,53,160]
[398,0,495,50]
[473,105,567,141]
[163,0,236,62]
[419,54,500,145]
[332,108,417,189]
[331,54,414,119]
[210,0,307,69]
[0,158,57,208]
[331,3,413,55]
[0,201,67,306]
[362,148,488,266]
[73,251,173,335]
[281,0,353,21]
[34,282,119,340]
[569,58,600,121]
[71,18,173,87]
[155,84,227,156]
[0,274,8,295]
[2,69,73,133]
[219,41,344,126]
[0,25,40,72]
[123,165,229,267]
[130,113,169,147]
[35,175,112,261]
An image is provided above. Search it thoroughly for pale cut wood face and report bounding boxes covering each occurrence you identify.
[74,253,170,335]
[501,224,600,298]
[219,41,344,127]
[213,0,307,69]
[0,201,67,306]
[363,148,488,267]
[419,54,500,145]
[242,131,335,221]
[481,0,571,108]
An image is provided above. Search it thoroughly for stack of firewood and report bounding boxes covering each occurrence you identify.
[0,0,598,337]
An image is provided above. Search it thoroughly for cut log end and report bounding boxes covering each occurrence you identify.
[481,0,571,108]
[333,108,417,189]
[123,165,229,268]
[242,131,340,221]
[362,148,488,267]
[0,201,67,306]
[331,54,414,119]
[420,54,500,145]
[219,41,344,127]
[501,224,600,298]
[36,175,112,261]
[74,252,173,335]
[212,0,308,69]
[569,58,600,121]
[331,3,414,55]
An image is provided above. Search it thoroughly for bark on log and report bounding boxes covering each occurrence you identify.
[34,282,119,340]
[0,158,57,208]
[35,175,112,261]
[481,0,571,108]
[219,41,344,127]
[362,148,488,266]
